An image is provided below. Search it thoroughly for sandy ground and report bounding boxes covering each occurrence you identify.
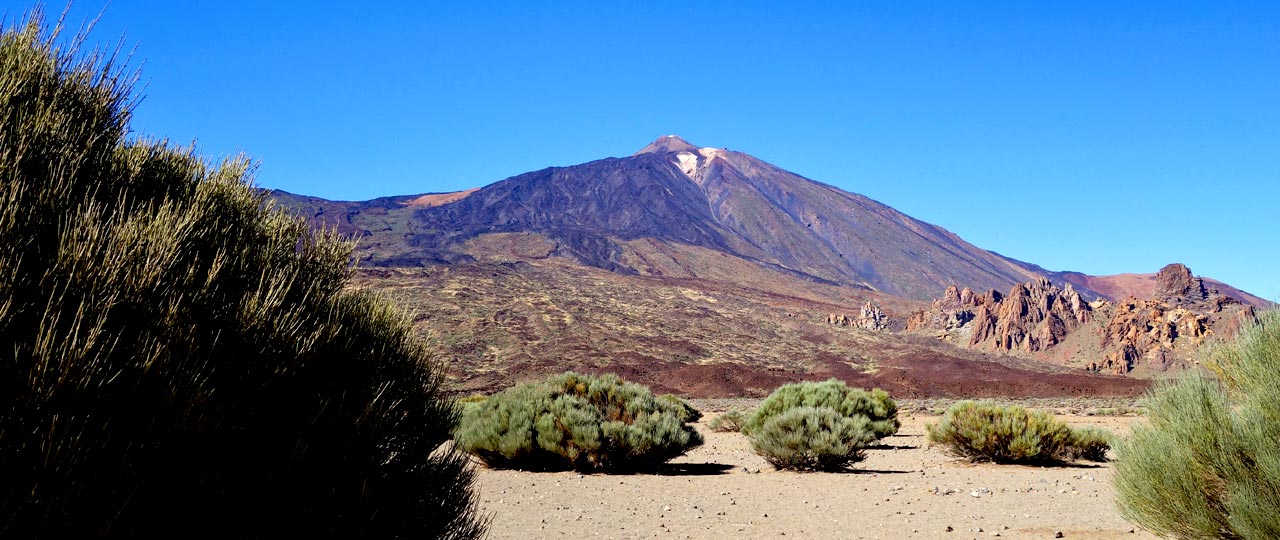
[474,413,1155,540]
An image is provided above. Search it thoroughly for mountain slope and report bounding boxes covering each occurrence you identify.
[276,136,1057,300]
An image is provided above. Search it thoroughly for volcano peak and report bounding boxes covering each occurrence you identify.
[634,135,700,155]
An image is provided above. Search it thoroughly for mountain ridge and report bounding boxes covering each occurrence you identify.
[270,135,1263,306]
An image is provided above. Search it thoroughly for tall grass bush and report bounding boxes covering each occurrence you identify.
[1114,310,1280,539]
[0,13,483,538]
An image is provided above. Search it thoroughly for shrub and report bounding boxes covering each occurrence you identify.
[743,379,899,439]
[925,401,1107,464]
[1065,425,1114,462]
[750,407,877,471]
[0,14,484,539]
[709,408,749,433]
[1114,310,1280,539]
[455,372,703,472]
[659,393,703,422]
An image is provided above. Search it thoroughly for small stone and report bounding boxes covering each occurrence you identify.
[946,525,954,532]
[1055,532,1064,538]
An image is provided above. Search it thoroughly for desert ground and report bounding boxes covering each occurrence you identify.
[474,402,1155,540]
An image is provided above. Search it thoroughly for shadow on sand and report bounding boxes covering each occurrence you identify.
[653,462,737,476]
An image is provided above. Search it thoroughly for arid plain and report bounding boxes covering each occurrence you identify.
[475,403,1156,540]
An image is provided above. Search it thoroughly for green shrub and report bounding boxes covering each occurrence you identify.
[1115,310,1280,539]
[926,401,1091,464]
[0,13,484,539]
[750,407,876,471]
[457,393,490,419]
[1065,425,1114,462]
[709,408,749,433]
[743,379,899,439]
[455,372,703,472]
[659,393,703,422]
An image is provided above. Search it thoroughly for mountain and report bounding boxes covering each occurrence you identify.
[270,136,1260,396]
[275,135,1057,301]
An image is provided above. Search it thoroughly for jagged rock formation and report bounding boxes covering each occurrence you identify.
[827,301,890,331]
[966,278,1092,353]
[907,264,1259,375]
[908,279,1090,352]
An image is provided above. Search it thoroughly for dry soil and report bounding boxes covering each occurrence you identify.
[474,412,1155,540]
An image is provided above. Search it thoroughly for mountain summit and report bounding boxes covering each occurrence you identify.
[273,136,1063,300]
[633,135,701,155]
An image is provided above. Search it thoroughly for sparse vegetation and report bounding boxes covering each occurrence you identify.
[926,401,1111,464]
[1114,310,1280,539]
[0,13,483,539]
[455,372,703,472]
[743,379,899,439]
[709,407,750,432]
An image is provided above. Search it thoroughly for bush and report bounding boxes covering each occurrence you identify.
[0,14,484,539]
[926,401,1109,464]
[1114,310,1280,539]
[455,372,704,472]
[1065,425,1114,462]
[709,408,749,433]
[659,393,703,422]
[743,379,899,439]
[750,407,877,471]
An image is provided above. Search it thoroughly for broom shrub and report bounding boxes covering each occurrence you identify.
[455,372,703,472]
[0,13,484,539]
[1114,310,1280,539]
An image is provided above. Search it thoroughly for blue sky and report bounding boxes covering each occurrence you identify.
[22,1,1280,299]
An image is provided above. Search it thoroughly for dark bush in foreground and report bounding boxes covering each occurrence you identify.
[709,408,749,433]
[0,15,484,539]
[926,401,1111,464]
[1115,310,1280,539]
[744,379,899,438]
[659,393,703,422]
[750,407,877,471]
[455,372,704,472]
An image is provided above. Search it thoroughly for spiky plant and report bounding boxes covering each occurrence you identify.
[0,12,484,539]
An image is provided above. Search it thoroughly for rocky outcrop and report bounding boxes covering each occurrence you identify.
[827,301,890,331]
[1155,263,1209,304]
[905,285,996,331]
[910,265,1260,376]
[966,278,1092,353]
[910,278,1090,353]
[1088,300,1212,374]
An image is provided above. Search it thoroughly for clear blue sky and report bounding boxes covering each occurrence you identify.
[22,1,1280,300]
